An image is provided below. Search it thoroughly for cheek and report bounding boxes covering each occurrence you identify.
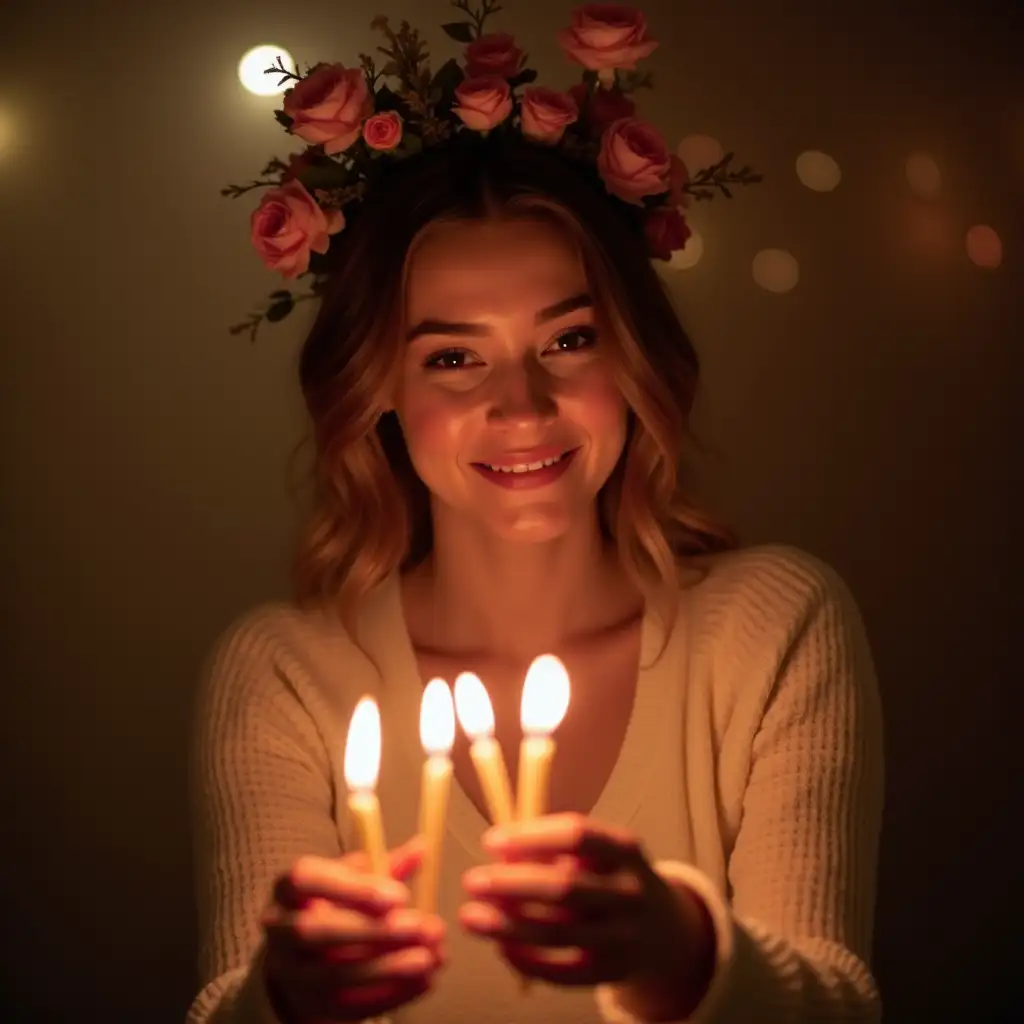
[398,386,474,471]
[569,371,628,443]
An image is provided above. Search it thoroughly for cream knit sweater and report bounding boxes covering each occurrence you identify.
[187,544,884,1023]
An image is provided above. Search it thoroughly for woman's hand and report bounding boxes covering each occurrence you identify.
[459,813,714,1019]
[262,838,446,1023]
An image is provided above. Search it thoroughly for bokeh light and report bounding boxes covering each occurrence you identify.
[0,107,15,158]
[966,225,1003,269]
[677,134,724,172]
[753,249,800,293]
[238,45,295,96]
[796,150,841,192]
[905,153,941,197]
[666,228,704,271]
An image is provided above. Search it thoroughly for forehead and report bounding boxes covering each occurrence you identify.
[405,217,587,315]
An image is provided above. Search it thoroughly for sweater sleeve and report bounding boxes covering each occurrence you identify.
[186,609,344,1024]
[598,553,884,1022]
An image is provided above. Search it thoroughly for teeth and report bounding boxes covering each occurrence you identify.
[485,452,568,474]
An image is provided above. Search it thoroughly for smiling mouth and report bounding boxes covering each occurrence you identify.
[474,449,576,474]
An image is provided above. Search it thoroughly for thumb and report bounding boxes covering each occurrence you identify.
[341,836,424,879]
[389,834,425,882]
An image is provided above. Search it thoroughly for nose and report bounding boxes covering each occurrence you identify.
[485,356,557,427]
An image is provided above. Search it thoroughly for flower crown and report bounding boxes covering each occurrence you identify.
[224,1,762,340]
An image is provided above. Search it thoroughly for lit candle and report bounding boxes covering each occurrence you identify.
[516,654,571,821]
[417,678,455,914]
[453,672,514,828]
[516,655,572,996]
[343,696,388,876]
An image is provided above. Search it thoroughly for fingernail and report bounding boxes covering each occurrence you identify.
[483,827,507,850]
[462,867,488,891]
[402,947,433,973]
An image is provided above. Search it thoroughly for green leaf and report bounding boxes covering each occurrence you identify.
[441,21,475,43]
[270,289,292,300]
[400,133,424,156]
[266,295,295,322]
[430,57,464,91]
[297,158,351,191]
[274,109,294,129]
[509,68,537,88]
[373,84,405,113]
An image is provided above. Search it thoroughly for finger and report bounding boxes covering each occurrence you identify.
[389,835,425,882]
[463,860,641,912]
[325,976,431,1020]
[384,906,447,947]
[483,813,642,872]
[266,903,446,960]
[344,835,424,880]
[460,899,637,949]
[264,900,385,951]
[270,942,442,998]
[275,856,410,914]
[501,940,632,986]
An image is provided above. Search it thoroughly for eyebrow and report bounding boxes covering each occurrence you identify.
[405,292,593,342]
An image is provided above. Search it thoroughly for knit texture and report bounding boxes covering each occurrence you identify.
[187,544,884,1023]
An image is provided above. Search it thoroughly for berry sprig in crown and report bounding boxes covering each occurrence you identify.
[223,1,762,340]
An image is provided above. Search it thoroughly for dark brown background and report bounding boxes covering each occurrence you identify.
[1,0,1018,1020]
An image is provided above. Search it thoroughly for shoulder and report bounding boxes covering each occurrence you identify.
[195,589,387,719]
[682,543,862,633]
[676,545,880,744]
[676,544,874,696]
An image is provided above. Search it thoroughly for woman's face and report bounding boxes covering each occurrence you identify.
[393,216,628,543]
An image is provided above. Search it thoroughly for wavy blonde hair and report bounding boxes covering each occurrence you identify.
[293,131,735,655]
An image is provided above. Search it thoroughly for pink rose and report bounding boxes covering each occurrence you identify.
[520,87,579,144]
[568,82,636,134]
[250,180,344,279]
[283,63,373,155]
[362,110,403,151]
[557,4,658,72]
[596,117,672,204]
[453,76,513,131]
[644,206,691,260]
[464,31,525,78]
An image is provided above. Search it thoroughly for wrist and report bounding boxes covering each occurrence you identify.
[612,883,716,1022]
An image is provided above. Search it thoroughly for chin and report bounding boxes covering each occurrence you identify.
[485,502,580,543]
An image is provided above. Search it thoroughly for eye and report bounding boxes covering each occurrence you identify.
[422,348,482,371]
[548,326,598,354]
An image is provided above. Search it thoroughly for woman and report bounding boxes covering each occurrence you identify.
[188,130,884,1023]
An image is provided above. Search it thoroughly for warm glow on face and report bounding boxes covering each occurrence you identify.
[520,654,571,735]
[344,697,382,791]
[238,45,294,96]
[454,672,495,740]
[420,678,456,755]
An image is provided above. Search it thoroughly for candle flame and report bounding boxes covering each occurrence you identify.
[520,654,570,735]
[454,672,495,740]
[344,696,382,791]
[420,678,456,755]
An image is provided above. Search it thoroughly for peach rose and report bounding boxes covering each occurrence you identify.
[568,82,636,134]
[362,110,403,151]
[250,180,344,279]
[465,31,525,78]
[453,76,513,130]
[596,117,672,204]
[520,87,579,144]
[283,63,372,155]
[557,4,658,73]
[644,206,691,260]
